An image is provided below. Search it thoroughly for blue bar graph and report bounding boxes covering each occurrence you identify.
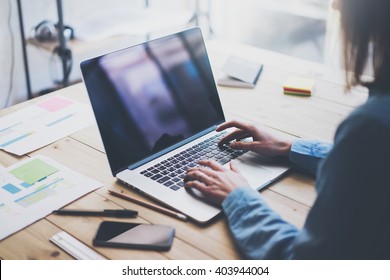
[0,132,32,148]
[2,183,21,194]
[46,114,74,127]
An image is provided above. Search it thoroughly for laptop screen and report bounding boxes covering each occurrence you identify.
[81,28,225,174]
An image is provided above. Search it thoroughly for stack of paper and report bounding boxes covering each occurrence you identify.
[283,76,316,96]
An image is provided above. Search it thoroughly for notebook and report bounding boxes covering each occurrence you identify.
[80,27,290,224]
[218,55,263,88]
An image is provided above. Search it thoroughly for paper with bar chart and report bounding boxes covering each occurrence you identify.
[0,96,95,156]
[0,155,102,240]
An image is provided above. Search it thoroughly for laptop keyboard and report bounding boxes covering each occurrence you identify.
[140,131,248,191]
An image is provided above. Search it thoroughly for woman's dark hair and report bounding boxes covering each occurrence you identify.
[339,0,390,91]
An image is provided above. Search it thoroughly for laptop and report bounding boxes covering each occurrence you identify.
[80,27,290,224]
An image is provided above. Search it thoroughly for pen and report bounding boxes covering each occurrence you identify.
[52,209,138,218]
[108,190,188,222]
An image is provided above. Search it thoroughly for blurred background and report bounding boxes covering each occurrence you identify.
[1,0,340,108]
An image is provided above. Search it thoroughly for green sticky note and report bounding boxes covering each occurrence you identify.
[10,159,59,185]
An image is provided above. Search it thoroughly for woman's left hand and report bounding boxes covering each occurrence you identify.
[184,159,250,205]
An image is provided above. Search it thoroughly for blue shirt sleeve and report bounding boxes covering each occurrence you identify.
[221,139,333,259]
[222,112,390,259]
[289,139,332,177]
[222,187,299,259]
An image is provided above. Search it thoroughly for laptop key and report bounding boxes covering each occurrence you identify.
[218,157,231,165]
[150,174,162,181]
[164,181,174,187]
[141,132,244,186]
[170,185,181,191]
[157,176,170,184]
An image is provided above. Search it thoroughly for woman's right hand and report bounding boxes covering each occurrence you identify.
[216,120,292,157]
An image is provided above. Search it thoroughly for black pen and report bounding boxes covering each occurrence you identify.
[52,209,138,218]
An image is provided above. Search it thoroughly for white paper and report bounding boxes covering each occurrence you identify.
[0,96,95,156]
[0,155,102,240]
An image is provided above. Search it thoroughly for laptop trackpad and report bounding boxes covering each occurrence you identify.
[236,161,273,189]
[235,152,288,190]
[185,187,221,208]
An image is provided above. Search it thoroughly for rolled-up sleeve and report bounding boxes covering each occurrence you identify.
[223,110,390,259]
[222,187,299,259]
[289,139,332,177]
[221,139,333,259]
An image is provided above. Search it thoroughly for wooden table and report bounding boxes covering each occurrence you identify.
[0,39,368,260]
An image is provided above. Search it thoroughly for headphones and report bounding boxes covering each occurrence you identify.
[32,20,74,86]
[33,20,74,43]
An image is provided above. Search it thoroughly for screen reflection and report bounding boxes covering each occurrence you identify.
[81,28,224,174]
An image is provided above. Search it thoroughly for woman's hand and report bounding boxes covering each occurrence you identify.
[217,120,292,157]
[184,159,250,205]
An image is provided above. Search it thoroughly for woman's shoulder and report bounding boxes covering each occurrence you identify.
[333,94,390,146]
[347,94,390,129]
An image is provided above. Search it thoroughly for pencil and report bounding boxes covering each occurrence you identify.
[108,190,188,222]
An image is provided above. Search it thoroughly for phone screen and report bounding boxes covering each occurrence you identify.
[93,221,175,251]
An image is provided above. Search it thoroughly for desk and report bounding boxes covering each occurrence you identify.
[0,39,367,260]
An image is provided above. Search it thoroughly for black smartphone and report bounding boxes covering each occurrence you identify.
[93,221,175,251]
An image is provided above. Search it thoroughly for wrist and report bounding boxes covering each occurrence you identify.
[278,140,292,157]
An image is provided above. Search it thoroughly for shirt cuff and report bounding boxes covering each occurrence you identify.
[289,139,333,177]
[222,187,266,216]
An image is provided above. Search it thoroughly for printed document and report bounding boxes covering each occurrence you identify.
[0,155,102,240]
[0,96,95,156]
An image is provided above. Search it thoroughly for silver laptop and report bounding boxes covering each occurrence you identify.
[80,27,289,224]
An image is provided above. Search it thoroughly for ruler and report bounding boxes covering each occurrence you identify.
[50,231,106,260]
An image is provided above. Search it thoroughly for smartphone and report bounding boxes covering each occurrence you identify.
[93,221,175,251]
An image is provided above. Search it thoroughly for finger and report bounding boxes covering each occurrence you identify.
[184,180,209,194]
[216,120,256,134]
[185,169,216,186]
[198,159,225,172]
[184,170,205,182]
[218,129,249,146]
[188,166,221,179]
[228,140,255,151]
[185,180,226,203]
[216,120,245,131]
[229,160,242,174]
